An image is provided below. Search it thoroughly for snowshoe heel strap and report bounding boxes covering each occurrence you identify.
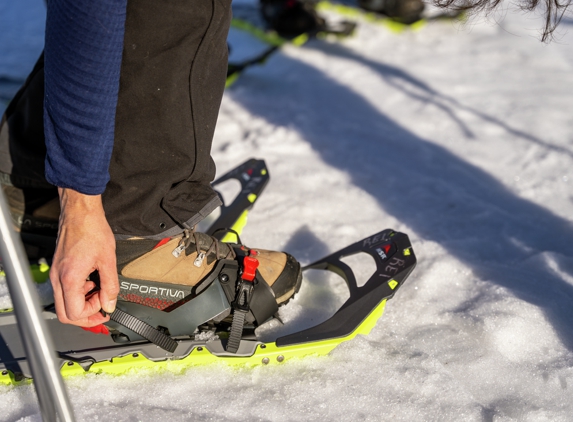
[227,307,247,354]
[226,253,280,353]
[109,308,178,353]
[226,256,258,353]
[226,278,279,353]
[248,278,279,324]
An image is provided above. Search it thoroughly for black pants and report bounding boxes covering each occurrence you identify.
[0,0,232,239]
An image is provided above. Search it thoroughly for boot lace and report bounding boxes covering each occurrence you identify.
[174,227,237,264]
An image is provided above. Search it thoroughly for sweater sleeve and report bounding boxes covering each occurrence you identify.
[43,0,127,195]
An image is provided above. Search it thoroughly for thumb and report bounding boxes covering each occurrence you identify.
[97,261,119,314]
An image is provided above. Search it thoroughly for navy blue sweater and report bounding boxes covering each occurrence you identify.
[44,0,127,195]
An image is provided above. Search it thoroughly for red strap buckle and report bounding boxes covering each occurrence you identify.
[81,324,110,335]
[242,256,259,282]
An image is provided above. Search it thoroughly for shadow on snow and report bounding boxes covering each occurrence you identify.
[228,40,573,351]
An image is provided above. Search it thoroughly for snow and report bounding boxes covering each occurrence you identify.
[2,0,573,420]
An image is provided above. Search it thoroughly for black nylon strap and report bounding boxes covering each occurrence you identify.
[226,309,246,354]
[109,308,178,353]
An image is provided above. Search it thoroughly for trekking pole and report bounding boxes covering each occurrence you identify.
[0,188,75,422]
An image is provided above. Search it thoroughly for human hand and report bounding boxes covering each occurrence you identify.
[50,188,118,327]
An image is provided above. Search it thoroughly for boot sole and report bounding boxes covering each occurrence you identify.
[275,265,303,306]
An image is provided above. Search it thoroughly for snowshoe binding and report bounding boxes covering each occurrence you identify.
[105,229,302,354]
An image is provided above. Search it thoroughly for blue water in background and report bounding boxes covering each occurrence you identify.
[0,0,45,112]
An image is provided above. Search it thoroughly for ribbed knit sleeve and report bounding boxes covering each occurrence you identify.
[44,0,127,195]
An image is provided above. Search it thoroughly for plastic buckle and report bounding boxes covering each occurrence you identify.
[81,324,110,335]
[231,254,259,312]
[232,281,254,312]
[241,255,259,282]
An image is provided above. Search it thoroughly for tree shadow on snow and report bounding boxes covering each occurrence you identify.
[228,43,573,351]
[304,41,573,160]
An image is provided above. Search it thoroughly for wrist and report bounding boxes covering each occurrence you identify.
[58,188,104,214]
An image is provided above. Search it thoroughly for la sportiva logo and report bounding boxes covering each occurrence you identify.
[120,281,185,299]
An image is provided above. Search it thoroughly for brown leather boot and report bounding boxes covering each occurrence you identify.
[106,229,302,351]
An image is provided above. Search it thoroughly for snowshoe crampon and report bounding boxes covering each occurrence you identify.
[0,229,415,384]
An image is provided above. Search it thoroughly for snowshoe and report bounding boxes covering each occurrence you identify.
[0,229,416,384]
[316,0,465,32]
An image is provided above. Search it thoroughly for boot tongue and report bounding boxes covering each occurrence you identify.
[186,231,233,263]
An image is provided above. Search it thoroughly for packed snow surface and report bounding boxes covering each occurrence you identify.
[1,0,573,420]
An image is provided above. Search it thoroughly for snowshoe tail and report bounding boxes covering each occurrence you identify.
[277,229,415,346]
[203,158,270,242]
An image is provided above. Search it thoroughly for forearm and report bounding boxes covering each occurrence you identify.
[44,0,127,194]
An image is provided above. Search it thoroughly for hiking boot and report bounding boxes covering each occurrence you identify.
[359,0,425,24]
[109,229,302,344]
[260,0,325,37]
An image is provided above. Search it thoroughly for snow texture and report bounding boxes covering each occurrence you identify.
[1,0,573,420]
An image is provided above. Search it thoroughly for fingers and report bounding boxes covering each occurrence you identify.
[58,308,109,327]
[97,261,119,314]
[50,269,110,327]
[84,280,97,295]
[62,270,100,319]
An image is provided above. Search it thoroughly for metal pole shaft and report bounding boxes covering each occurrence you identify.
[0,187,75,422]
